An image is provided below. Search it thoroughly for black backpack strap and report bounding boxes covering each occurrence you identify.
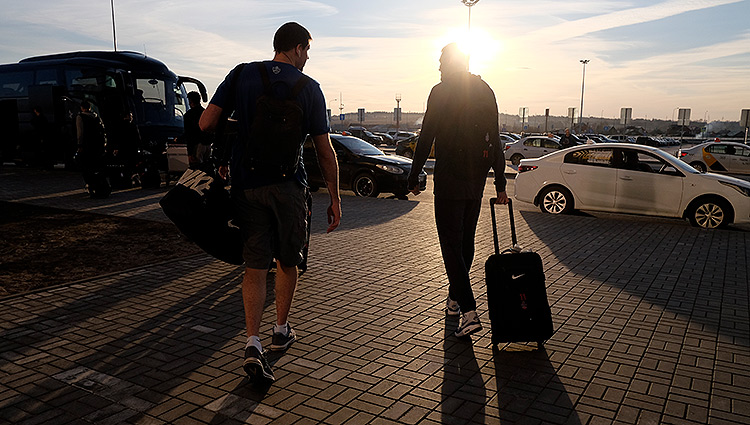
[256,62,272,94]
[290,75,311,100]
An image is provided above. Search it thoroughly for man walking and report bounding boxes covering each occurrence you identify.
[408,43,508,339]
[200,22,341,384]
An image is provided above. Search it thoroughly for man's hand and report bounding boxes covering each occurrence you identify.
[218,165,229,180]
[494,190,509,205]
[327,200,341,233]
[409,185,421,196]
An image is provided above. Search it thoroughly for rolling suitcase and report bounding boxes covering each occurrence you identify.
[486,198,553,348]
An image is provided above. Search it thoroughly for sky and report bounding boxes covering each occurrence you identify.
[1,0,749,123]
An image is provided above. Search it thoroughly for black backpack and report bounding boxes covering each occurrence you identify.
[243,62,311,179]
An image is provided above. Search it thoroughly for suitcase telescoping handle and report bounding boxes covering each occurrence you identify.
[489,198,517,255]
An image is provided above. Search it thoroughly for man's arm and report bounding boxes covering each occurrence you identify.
[311,133,341,233]
[408,87,439,195]
[199,104,223,133]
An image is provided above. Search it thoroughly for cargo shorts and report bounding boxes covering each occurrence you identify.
[232,180,309,269]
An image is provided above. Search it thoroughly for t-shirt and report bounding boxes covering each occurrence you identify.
[209,61,330,189]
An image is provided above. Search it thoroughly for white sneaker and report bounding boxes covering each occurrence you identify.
[455,310,482,338]
[445,296,460,316]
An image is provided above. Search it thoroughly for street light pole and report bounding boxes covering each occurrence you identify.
[110,0,117,51]
[395,93,402,134]
[579,59,589,134]
[461,0,480,30]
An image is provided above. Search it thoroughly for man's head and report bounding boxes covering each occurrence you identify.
[565,128,571,136]
[274,22,312,71]
[187,91,201,108]
[80,100,91,111]
[439,43,469,79]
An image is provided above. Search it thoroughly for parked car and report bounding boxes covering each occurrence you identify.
[678,141,750,174]
[609,135,635,143]
[394,135,436,159]
[373,132,395,145]
[343,127,383,145]
[514,143,750,229]
[504,136,563,166]
[303,134,427,198]
[387,130,418,142]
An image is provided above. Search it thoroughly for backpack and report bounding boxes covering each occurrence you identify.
[243,62,311,179]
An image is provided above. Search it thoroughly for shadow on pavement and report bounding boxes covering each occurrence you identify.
[493,344,582,424]
[517,209,750,346]
[440,316,486,423]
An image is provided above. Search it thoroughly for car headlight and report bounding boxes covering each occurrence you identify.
[720,181,750,197]
[375,164,405,174]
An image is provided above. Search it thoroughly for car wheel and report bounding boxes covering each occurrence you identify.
[539,186,573,214]
[687,197,732,229]
[353,173,380,197]
[690,162,706,173]
[510,154,524,166]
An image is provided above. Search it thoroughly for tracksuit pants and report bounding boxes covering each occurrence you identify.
[434,197,482,313]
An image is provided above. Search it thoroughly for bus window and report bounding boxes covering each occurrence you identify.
[136,78,166,105]
[0,71,33,97]
[35,69,58,85]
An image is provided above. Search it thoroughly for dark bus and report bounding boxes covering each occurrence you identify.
[0,51,206,181]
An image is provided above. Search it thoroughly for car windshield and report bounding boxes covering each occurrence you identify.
[652,148,700,174]
[334,135,385,156]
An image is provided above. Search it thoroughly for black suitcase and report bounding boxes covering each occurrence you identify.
[486,198,553,348]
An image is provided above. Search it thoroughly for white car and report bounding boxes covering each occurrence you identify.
[514,143,750,229]
[678,141,750,175]
[505,135,563,166]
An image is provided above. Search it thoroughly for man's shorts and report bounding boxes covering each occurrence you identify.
[232,180,309,269]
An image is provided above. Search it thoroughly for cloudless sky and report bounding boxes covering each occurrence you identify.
[1,0,748,122]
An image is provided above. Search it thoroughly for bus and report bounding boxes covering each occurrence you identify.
[0,51,206,183]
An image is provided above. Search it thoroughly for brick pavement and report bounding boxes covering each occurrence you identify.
[1,167,749,424]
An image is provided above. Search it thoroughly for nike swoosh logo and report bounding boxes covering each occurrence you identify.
[512,274,525,280]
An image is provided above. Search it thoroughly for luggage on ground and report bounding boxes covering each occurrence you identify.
[485,198,554,348]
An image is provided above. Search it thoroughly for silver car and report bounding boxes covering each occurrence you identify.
[505,136,562,166]
[678,141,750,174]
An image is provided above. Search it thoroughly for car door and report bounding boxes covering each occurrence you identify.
[614,148,683,216]
[541,139,562,156]
[703,144,731,173]
[560,148,617,209]
[332,139,354,187]
[725,144,750,174]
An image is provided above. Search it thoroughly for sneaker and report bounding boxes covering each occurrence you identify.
[454,311,482,338]
[445,297,460,316]
[243,346,275,384]
[269,324,297,351]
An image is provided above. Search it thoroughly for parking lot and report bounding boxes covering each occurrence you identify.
[1,165,749,424]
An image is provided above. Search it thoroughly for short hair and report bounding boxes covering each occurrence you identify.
[273,22,312,53]
[187,91,201,104]
[80,99,90,110]
[441,43,469,69]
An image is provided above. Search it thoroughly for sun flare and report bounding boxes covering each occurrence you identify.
[436,27,503,74]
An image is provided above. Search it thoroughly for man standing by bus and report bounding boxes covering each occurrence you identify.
[200,22,341,385]
[76,100,109,198]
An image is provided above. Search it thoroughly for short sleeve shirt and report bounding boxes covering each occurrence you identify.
[210,61,330,189]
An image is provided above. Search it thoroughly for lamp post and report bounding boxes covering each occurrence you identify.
[110,0,117,51]
[578,59,589,134]
[395,93,402,134]
[461,0,480,30]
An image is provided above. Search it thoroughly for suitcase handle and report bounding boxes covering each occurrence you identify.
[489,198,517,255]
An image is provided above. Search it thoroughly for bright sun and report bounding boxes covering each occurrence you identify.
[436,27,503,74]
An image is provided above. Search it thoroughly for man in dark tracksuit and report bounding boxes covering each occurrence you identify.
[408,43,508,339]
